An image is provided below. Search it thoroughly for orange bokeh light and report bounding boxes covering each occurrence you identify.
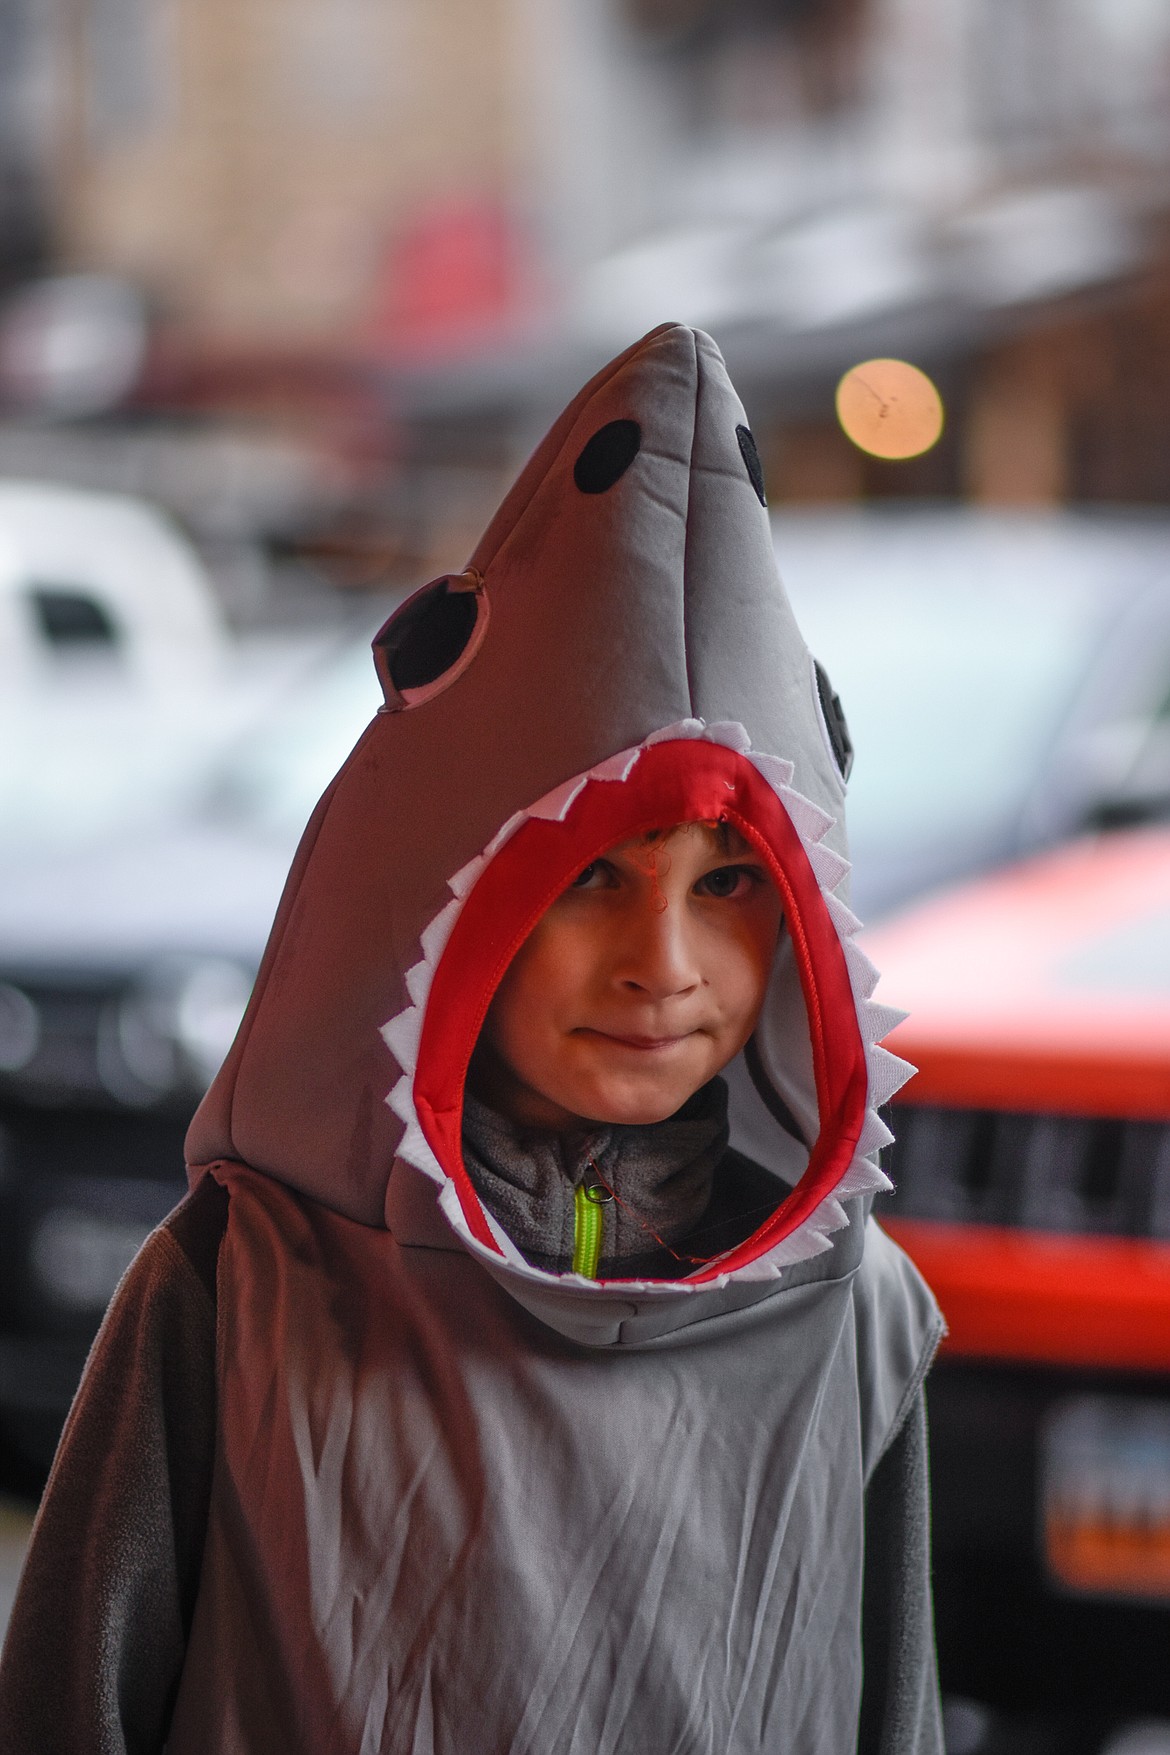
[835,358,944,460]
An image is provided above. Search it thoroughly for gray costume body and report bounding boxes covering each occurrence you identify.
[0,324,944,1753]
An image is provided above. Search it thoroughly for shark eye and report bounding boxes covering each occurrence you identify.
[736,425,767,506]
[573,419,641,493]
[372,571,488,709]
[812,658,853,783]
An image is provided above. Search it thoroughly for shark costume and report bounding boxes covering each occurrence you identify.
[0,324,944,1754]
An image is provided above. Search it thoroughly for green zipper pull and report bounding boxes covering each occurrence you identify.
[572,1181,611,1279]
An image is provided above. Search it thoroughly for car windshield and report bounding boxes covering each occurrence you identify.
[2,519,1156,903]
[775,513,1147,903]
[216,523,1120,853]
[205,632,384,838]
[0,691,220,854]
[0,623,386,856]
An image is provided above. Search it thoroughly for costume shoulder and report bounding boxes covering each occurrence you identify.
[854,1216,944,1481]
[0,1179,221,1755]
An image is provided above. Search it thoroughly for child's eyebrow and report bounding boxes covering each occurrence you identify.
[632,821,754,858]
[696,823,754,860]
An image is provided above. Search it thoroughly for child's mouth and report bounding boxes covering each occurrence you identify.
[579,1029,696,1052]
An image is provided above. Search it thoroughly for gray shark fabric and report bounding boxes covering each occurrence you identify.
[0,1178,939,1755]
[0,323,944,1753]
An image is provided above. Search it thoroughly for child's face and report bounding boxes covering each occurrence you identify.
[470,822,783,1130]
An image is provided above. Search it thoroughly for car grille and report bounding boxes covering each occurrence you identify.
[0,974,126,1103]
[0,1104,191,1184]
[0,971,200,1110]
[880,1104,1170,1239]
[0,1105,190,1332]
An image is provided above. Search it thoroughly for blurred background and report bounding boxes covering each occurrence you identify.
[3,4,1170,1752]
[3,0,1170,542]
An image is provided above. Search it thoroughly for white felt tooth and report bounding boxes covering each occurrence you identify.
[659,1268,704,1291]
[814,1187,862,1234]
[381,1006,423,1076]
[764,1226,835,1268]
[405,959,433,1009]
[703,720,753,752]
[867,1044,917,1107]
[842,939,882,1001]
[484,809,528,858]
[802,1226,836,1257]
[778,787,835,844]
[385,1074,415,1127]
[824,891,863,939]
[481,1206,529,1267]
[420,897,461,966]
[730,1255,788,1281]
[835,1155,893,1198]
[528,774,588,822]
[815,1196,848,1234]
[399,1117,444,1184]
[645,718,706,744]
[759,1236,814,1270]
[438,1177,470,1228]
[589,746,642,783]
[804,1219,843,1253]
[749,752,795,790]
[859,1001,909,1045]
[448,853,487,899]
[857,1107,895,1156]
[808,842,851,892]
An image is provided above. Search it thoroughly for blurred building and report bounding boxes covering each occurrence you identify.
[0,0,53,290]
[2,0,1170,561]
[532,0,1170,507]
[19,0,537,346]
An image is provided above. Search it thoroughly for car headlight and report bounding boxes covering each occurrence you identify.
[171,960,255,1086]
[98,958,254,1104]
[0,982,39,1072]
[30,1207,156,1311]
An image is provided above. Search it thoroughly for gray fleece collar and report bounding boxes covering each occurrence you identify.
[461,1080,729,1276]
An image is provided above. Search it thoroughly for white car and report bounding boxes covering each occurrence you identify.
[0,481,235,853]
[0,479,226,692]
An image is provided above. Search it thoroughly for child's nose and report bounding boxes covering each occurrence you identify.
[616,903,702,1001]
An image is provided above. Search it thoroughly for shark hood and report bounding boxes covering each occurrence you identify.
[186,322,913,1302]
[167,327,942,1752]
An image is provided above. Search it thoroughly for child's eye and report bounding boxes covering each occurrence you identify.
[569,860,612,890]
[696,864,759,900]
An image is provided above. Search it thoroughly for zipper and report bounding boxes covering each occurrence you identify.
[572,1181,610,1279]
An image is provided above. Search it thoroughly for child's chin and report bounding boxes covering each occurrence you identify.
[575,1083,703,1128]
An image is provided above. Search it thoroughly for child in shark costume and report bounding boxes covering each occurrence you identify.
[0,324,944,1754]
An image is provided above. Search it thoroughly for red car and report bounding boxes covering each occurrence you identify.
[866,827,1170,1750]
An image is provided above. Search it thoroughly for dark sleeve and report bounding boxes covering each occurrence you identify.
[0,1176,226,1755]
[858,1389,945,1755]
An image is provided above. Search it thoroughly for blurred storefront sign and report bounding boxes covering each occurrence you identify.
[369,200,545,365]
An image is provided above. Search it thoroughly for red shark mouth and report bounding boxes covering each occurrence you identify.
[381,721,912,1290]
